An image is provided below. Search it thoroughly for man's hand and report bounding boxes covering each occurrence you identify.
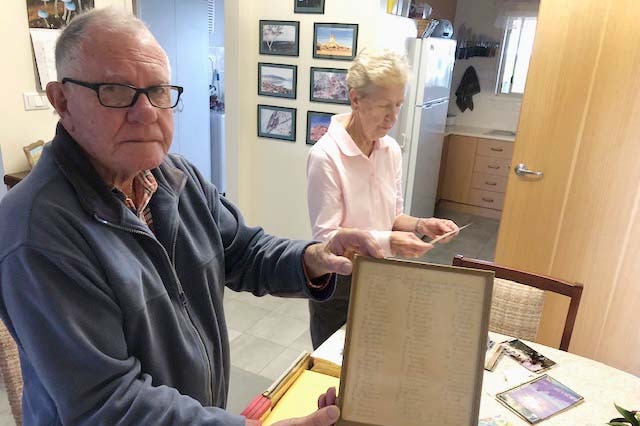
[389,231,433,258]
[415,218,459,243]
[270,405,340,426]
[303,229,384,278]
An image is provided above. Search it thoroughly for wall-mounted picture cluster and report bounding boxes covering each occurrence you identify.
[257,2,357,143]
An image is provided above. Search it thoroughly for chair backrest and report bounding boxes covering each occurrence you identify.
[452,255,584,351]
[0,320,23,425]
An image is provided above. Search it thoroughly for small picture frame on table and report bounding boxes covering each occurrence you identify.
[260,20,300,57]
[306,111,334,145]
[23,140,45,169]
[313,23,358,61]
[294,0,325,14]
[258,63,298,99]
[310,67,349,105]
[257,104,297,142]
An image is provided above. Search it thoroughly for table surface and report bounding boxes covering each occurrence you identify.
[299,330,640,425]
[480,333,640,424]
[3,170,29,189]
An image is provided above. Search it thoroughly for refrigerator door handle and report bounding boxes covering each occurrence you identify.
[418,99,448,109]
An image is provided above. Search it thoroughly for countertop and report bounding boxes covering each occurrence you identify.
[445,125,516,142]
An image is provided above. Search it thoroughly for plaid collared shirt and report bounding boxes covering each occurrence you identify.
[114,170,158,234]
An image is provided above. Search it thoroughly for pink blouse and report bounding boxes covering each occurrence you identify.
[306,113,404,256]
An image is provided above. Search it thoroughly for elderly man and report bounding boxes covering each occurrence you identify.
[0,8,380,426]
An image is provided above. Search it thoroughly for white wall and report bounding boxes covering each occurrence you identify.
[225,0,403,239]
[448,0,522,131]
[0,0,132,176]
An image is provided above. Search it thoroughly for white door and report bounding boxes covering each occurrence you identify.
[136,0,211,180]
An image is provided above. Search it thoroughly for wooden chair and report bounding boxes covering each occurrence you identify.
[452,255,583,351]
[0,321,23,425]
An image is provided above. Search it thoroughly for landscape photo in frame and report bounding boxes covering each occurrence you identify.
[310,67,349,104]
[260,20,300,57]
[313,23,358,60]
[258,63,297,99]
[306,111,333,145]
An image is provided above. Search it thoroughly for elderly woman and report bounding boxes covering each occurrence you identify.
[306,49,459,348]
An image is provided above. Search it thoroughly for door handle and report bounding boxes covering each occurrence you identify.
[514,163,544,178]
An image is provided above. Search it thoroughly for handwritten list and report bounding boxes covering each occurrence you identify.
[340,259,492,426]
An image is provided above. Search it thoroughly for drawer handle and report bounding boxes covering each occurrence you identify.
[485,181,497,186]
[490,147,504,152]
[487,165,500,169]
[482,197,494,203]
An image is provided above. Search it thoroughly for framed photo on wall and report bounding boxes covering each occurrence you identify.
[22,140,45,169]
[258,104,297,142]
[258,63,297,99]
[260,20,300,57]
[313,23,358,60]
[294,0,325,14]
[306,111,334,145]
[310,67,349,104]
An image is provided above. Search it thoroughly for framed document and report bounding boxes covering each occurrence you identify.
[337,257,494,426]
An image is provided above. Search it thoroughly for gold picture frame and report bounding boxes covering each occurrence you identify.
[23,140,45,169]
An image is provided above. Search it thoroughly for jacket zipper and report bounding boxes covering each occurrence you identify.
[94,215,214,405]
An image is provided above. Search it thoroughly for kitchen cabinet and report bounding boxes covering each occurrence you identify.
[438,135,514,218]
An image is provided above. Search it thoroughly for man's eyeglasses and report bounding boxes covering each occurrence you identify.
[61,78,184,109]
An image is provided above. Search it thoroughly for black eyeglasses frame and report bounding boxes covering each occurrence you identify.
[61,77,184,109]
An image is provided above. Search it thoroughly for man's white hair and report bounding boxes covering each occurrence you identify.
[55,7,167,78]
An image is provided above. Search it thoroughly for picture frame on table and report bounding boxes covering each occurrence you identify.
[258,63,297,99]
[294,0,325,14]
[257,104,297,142]
[23,140,45,169]
[306,111,334,145]
[313,23,358,60]
[310,67,349,105]
[259,20,300,57]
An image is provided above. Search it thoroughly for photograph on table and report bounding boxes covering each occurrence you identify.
[502,339,556,373]
[258,63,297,99]
[496,374,583,424]
[310,67,349,105]
[313,23,358,60]
[26,0,94,28]
[260,20,300,57]
[294,0,325,14]
[257,104,297,142]
[306,111,334,145]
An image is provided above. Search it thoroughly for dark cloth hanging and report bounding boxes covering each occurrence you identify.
[455,66,481,112]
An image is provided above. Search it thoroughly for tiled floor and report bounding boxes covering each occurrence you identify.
[0,208,499,422]
[225,207,500,415]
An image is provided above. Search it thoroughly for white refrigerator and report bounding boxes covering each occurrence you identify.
[394,37,456,219]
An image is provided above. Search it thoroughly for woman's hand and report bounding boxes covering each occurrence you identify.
[415,218,459,243]
[390,231,433,258]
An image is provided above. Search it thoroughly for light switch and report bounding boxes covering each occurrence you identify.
[23,92,50,111]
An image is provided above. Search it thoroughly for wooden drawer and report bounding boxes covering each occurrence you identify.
[468,189,505,210]
[474,155,512,177]
[476,138,514,159]
[471,172,508,193]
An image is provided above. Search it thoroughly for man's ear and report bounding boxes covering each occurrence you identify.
[46,81,69,117]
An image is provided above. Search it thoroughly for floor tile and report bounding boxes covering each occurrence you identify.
[226,366,272,415]
[259,347,306,381]
[230,334,287,374]
[273,298,311,321]
[232,292,289,312]
[227,327,241,343]
[245,313,308,347]
[223,299,270,332]
[289,328,314,353]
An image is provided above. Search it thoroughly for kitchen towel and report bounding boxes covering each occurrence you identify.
[455,66,481,112]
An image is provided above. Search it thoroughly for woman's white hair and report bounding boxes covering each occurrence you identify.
[55,7,160,78]
[346,49,410,95]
